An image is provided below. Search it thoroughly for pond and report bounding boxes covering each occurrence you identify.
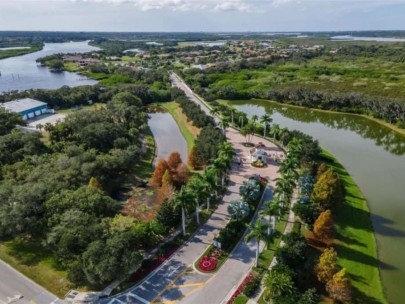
[0,41,99,92]
[228,99,405,304]
[148,112,188,164]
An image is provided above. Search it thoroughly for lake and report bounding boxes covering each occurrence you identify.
[148,112,188,164]
[0,41,99,92]
[228,99,405,304]
[331,35,405,42]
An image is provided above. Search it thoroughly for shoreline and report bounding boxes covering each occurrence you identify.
[321,149,387,303]
[221,98,405,137]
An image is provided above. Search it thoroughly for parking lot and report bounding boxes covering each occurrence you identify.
[27,113,66,129]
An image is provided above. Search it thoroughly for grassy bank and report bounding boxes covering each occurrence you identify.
[0,238,73,298]
[0,44,42,60]
[161,101,200,151]
[322,150,387,304]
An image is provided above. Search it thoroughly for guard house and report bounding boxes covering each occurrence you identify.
[1,98,48,120]
[249,142,269,163]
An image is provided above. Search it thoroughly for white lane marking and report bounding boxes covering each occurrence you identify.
[127,292,149,304]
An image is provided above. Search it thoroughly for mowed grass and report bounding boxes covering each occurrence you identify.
[161,101,200,151]
[321,150,387,304]
[0,238,74,298]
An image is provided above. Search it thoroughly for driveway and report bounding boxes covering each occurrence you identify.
[0,260,60,304]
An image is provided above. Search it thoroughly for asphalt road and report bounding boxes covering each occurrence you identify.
[0,259,60,304]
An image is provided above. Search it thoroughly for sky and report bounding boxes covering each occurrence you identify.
[0,0,405,32]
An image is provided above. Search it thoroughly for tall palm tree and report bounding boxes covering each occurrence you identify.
[279,127,289,147]
[219,118,230,135]
[279,157,299,180]
[210,156,228,188]
[239,112,248,128]
[260,114,273,138]
[251,114,259,127]
[202,167,218,209]
[230,108,238,125]
[259,199,283,235]
[270,123,280,141]
[286,138,304,157]
[171,188,194,236]
[218,142,235,166]
[244,219,272,267]
[186,176,207,225]
[274,177,295,206]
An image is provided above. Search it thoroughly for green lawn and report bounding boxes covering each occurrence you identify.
[0,238,74,298]
[322,150,387,304]
[63,62,80,72]
[161,101,200,151]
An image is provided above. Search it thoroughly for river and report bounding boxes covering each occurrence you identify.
[148,112,188,163]
[228,99,405,304]
[0,41,99,92]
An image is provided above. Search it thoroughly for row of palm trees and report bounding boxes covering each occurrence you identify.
[244,139,304,268]
[170,142,235,237]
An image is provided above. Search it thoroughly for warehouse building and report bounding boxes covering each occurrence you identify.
[1,98,48,120]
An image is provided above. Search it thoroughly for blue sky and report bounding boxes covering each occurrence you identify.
[0,0,405,32]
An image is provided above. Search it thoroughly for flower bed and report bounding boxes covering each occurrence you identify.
[130,245,178,282]
[251,160,267,168]
[198,256,218,272]
[227,274,254,304]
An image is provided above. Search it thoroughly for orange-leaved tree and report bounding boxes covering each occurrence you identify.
[167,152,183,171]
[315,247,339,283]
[326,268,352,303]
[314,209,335,243]
[150,159,169,187]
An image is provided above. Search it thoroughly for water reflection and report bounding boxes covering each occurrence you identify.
[233,100,405,155]
[148,112,188,163]
[229,99,405,303]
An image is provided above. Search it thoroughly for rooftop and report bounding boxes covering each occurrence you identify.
[1,98,47,113]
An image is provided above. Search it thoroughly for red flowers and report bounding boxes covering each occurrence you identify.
[198,256,218,272]
[227,274,254,304]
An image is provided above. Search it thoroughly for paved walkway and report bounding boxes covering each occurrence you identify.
[101,129,283,304]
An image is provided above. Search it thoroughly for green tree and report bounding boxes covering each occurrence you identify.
[260,114,273,137]
[239,179,261,204]
[260,199,283,235]
[0,108,25,136]
[264,269,295,301]
[171,188,194,236]
[228,200,250,220]
[245,219,272,267]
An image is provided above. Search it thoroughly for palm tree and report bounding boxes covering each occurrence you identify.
[230,108,238,125]
[260,114,273,138]
[171,188,194,236]
[210,156,228,188]
[286,138,304,157]
[279,157,299,180]
[274,176,295,207]
[36,123,44,132]
[239,113,248,128]
[264,271,295,300]
[202,167,218,210]
[270,123,280,141]
[187,176,207,225]
[219,118,230,135]
[279,127,289,147]
[244,219,272,267]
[210,107,220,117]
[251,114,259,127]
[218,142,235,166]
[260,199,283,235]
